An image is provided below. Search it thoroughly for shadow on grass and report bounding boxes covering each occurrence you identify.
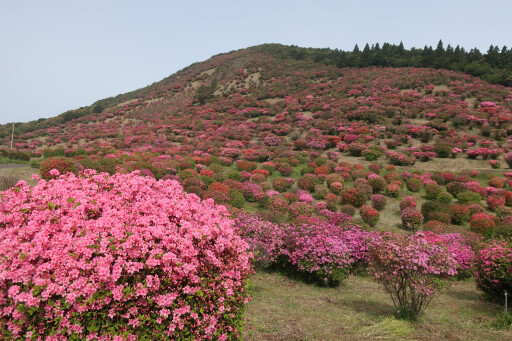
[342,297,395,317]
[446,288,483,302]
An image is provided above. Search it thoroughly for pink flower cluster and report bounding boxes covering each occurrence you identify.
[0,171,251,340]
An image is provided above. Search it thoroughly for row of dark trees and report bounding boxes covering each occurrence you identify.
[256,41,512,86]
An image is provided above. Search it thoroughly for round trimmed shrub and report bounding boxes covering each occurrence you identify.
[487,195,506,211]
[313,185,329,200]
[436,191,453,204]
[421,201,449,222]
[371,194,387,211]
[424,183,443,200]
[368,176,386,193]
[456,191,482,204]
[297,174,320,192]
[288,202,314,219]
[401,207,424,231]
[0,171,251,340]
[340,187,367,208]
[473,240,512,301]
[385,184,401,198]
[450,204,470,225]
[470,213,496,238]
[360,205,380,227]
[447,181,467,197]
[339,204,356,217]
[330,181,344,195]
[406,178,422,192]
[399,196,416,211]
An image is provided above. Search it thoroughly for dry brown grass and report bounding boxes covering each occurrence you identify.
[0,166,38,189]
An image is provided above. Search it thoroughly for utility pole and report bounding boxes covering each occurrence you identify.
[10,123,14,149]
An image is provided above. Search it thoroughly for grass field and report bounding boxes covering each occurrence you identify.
[244,272,512,340]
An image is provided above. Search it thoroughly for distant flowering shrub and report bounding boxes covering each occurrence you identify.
[39,157,76,180]
[330,181,344,195]
[401,207,424,231]
[360,205,380,227]
[263,135,282,146]
[385,183,401,198]
[504,152,512,168]
[450,204,471,224]
[0,171,251,340]
[399,196,417,211]
[371,194,387,211]
[340,187,367,208]
[387,152,415,166]
[406,178,422,192]
[473,240,512,301]
[424,183,443,200]
[470,212,496,238]
[368,233,458,320]
[288,202,314,219]
[487,194,506,211]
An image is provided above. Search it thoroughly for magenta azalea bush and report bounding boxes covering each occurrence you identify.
[368,233,458,320]
[236,213,377,286]
[0,171,251,340]
[419,232,475,279]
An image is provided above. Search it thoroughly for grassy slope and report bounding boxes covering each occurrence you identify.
[244,272,512,340]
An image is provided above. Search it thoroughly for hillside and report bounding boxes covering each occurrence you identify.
[1,44,512,339]
[2,44,511,159]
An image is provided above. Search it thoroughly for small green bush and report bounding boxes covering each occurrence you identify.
[457,191,482,204]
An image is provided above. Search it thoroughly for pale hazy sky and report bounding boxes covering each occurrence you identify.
[1,0,510,124]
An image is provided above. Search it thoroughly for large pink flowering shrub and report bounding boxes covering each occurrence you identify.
[0,170,251,340]
[368,233,458,320]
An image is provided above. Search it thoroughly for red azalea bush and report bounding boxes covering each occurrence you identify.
[470,212,496,238]
[487,194,506,211]
[329,181,344,195]
[39,157,76,180]
[360,205,380,227]
[340,187,367,208]
[473,240,512,301]
[0,171,251,340]
[450,204,471,224]
[401,207,424,231]
[399,196,417,211]
[368,233,458,320]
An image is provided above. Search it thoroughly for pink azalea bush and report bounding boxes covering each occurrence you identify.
[473,240,512,301]
[0,171,251,340]
[368,233,458,320]
[419,232,475,278]
[401,207,424,231]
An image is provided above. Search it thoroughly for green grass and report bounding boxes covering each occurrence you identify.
[244,272,512,340]
[0,157,29,164]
